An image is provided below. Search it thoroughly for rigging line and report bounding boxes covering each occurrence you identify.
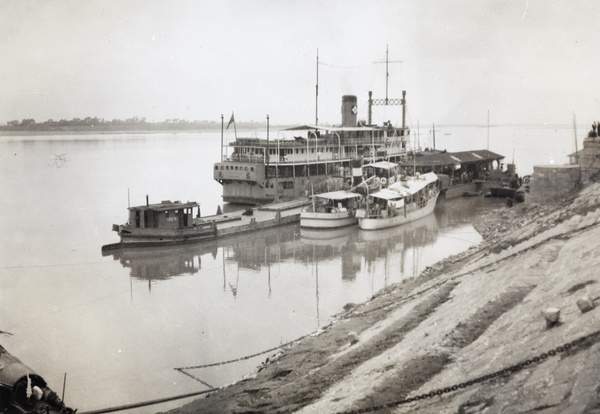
[436,123,574,129]
[318,61,372,69]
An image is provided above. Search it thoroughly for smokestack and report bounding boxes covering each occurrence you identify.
[341,95,358,127]
[351,157,363,186]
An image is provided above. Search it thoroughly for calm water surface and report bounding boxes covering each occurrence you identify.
[0,129,571,413]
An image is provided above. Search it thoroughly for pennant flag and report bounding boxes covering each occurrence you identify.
[226,113,235,130]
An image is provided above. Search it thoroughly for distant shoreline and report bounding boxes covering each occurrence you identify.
[0,129,218,137]
[0,125,291,137]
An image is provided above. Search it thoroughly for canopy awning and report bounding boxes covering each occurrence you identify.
[370,188,407,200]
[312,190,361,201]
[363,161,398,170]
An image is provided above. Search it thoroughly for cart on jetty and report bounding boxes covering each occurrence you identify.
[0,345,75,414]
[101,198,309,253]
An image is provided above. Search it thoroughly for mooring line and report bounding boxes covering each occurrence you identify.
[175,368,214,389]
[174,331,316,371]
[77,388,216,414]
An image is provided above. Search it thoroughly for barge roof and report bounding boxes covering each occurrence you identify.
[402,149,504,168]
[283,124,402,132]
[128,200,199,212]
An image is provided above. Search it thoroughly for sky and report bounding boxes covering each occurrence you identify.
[1,0,599,129]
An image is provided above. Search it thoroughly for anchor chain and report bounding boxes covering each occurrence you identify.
[335,329,600,414]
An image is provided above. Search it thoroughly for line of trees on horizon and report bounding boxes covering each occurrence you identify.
[1,116,271,131]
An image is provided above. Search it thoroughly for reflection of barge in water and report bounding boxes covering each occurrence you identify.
[104,223,300,281]
[102,242,219,281]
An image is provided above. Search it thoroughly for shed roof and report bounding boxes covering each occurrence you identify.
[400,149,504,168]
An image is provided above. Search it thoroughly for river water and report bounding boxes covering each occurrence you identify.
[0,128,572,413]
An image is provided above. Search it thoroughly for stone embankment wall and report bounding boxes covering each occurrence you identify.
[529,165,581,197]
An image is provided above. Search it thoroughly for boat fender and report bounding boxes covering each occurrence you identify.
[389,176,396,185]
[380,177,387,186]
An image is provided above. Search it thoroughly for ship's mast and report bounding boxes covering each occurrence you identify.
[369,45,404,127]
[385,45,389,104]
[315,49,319,126]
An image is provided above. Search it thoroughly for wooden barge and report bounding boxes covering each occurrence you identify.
[101,198,309,253]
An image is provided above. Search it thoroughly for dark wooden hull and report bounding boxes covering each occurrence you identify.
[117,225,217,247]
[489,186,516,198]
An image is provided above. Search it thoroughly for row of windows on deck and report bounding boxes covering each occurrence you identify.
[234,143,404,156]
[215,162,347,178]
[215,165,256,171]
[233,130,404,145]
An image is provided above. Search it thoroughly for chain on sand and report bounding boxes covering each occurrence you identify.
[334,329,600,414]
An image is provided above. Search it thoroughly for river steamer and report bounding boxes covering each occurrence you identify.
[356,172,440,230]
[214,93,410,205]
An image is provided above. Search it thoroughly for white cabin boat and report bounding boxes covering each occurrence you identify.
[300,191,363,229]
[356,172,440,230]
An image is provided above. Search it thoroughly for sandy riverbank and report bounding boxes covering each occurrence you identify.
[164,185,600,414]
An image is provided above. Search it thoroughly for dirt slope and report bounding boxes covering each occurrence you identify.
[164,185,600,414]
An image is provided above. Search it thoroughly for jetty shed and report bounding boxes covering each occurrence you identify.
[399,149,505,196]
